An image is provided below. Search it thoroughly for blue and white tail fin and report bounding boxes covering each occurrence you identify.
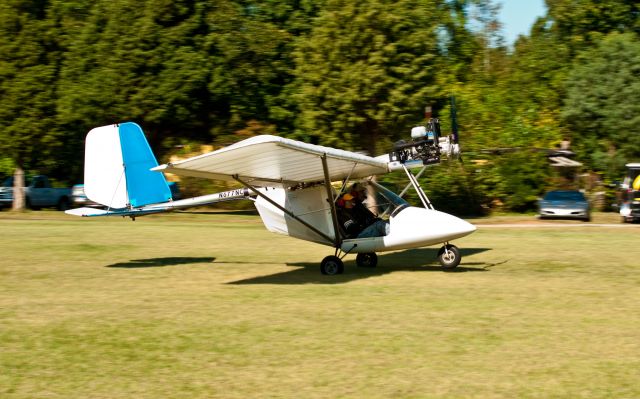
[84,122,172,209]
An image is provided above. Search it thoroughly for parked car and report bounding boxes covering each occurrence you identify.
[168,181,181,201]
[0,177,11,208]
[70,181,180,209]
[71,184,102,208]
[538,190,591,222]
[619,163,640,223]
[0,175,72,210]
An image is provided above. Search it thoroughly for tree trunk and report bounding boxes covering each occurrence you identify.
[12,166,25,211]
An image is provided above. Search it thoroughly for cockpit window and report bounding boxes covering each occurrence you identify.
[361,181,409,219]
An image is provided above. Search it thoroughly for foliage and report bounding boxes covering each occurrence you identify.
[562,32,640,180]
[0,0,639,213]
[0,157,15,178]
[291,0,450,155]
[546,0,640,53]
[0,0,63,173]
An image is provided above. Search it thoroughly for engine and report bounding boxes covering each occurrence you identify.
[389,119,443,165]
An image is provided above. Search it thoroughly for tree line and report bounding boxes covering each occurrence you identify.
[1,0,639,213]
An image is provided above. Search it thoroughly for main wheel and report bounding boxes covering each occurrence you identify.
[437,244,461,269]
[320,256,344,275]
[356,253,378,268]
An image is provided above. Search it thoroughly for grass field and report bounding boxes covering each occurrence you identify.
[1,210,639,398]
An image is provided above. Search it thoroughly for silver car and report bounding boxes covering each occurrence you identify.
[71,184,101,208]
[538,190,590,222]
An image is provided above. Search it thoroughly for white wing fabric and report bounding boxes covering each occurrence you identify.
[153,135,389,186]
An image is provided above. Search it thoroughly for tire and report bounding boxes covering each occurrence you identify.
[437,244,461,269]
[57,197,71,211]
[25,197,39,210]
[356,253,378,268]
[320,256,344,275]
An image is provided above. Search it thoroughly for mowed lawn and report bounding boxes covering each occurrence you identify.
[1,211,639,398]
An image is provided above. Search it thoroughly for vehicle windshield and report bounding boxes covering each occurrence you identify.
[360,181,409,219]
[624,169,640,188]
[543,191,586,202]
[2,177,13,187]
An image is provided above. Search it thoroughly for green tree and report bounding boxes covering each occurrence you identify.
[0,0,65,209]
[562,32,640,179]
[56,0,214,157]
[291,0,455,155]
[546,0,640,53]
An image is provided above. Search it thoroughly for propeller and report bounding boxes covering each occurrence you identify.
[448,95,463,163]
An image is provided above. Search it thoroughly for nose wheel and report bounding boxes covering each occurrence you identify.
[438,244,461,269]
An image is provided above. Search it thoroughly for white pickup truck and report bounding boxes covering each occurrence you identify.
[0,175,72,210]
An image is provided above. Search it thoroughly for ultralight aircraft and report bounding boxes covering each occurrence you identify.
[67,120,476,275]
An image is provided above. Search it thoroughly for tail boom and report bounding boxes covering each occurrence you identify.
[66,188,252,217]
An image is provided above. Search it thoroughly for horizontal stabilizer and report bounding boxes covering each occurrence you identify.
[65,207,166,217]
[65,207,111,217]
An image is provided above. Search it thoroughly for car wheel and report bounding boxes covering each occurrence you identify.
[57,197,71,211]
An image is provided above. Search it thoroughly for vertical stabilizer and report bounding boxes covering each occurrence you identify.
[118,123,172,207]
[84,122,171,209]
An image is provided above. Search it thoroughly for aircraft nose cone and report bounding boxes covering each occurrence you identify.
[385,207,476,250]
[449,215,476,235]
[435,211,476,239]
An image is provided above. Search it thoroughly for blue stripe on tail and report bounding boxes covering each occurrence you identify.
[118,122,172,207]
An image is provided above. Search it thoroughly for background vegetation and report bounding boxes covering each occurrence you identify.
[1,0,639,213]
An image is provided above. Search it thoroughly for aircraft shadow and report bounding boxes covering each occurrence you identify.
[229,247,493,285]
[106,257,216,268]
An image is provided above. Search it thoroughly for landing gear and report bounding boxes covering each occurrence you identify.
[320,255,344,275]
[356,252,378,268]
[438,244,461,269]
[320,251,378,275]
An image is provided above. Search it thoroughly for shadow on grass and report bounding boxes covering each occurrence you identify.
[229,247,495,285]
[106,257,216,268]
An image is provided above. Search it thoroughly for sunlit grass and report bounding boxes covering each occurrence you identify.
[1,210,639,398]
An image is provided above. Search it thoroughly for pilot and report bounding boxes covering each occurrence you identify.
[337,191,389,239]
[336,193,364,238]
[348,183,377,226]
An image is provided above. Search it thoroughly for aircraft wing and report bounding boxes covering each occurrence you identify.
[153,135,389,186]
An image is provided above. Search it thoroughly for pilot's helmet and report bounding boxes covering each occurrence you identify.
[342,193,355,208]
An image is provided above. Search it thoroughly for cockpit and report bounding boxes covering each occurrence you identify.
[354,181,410,220]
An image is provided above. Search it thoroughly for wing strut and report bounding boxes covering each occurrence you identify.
[321,153,342,247]
[398,165,428,198]
[401,164,434,210]
[232,174,337,246]
[335,162,358,201]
